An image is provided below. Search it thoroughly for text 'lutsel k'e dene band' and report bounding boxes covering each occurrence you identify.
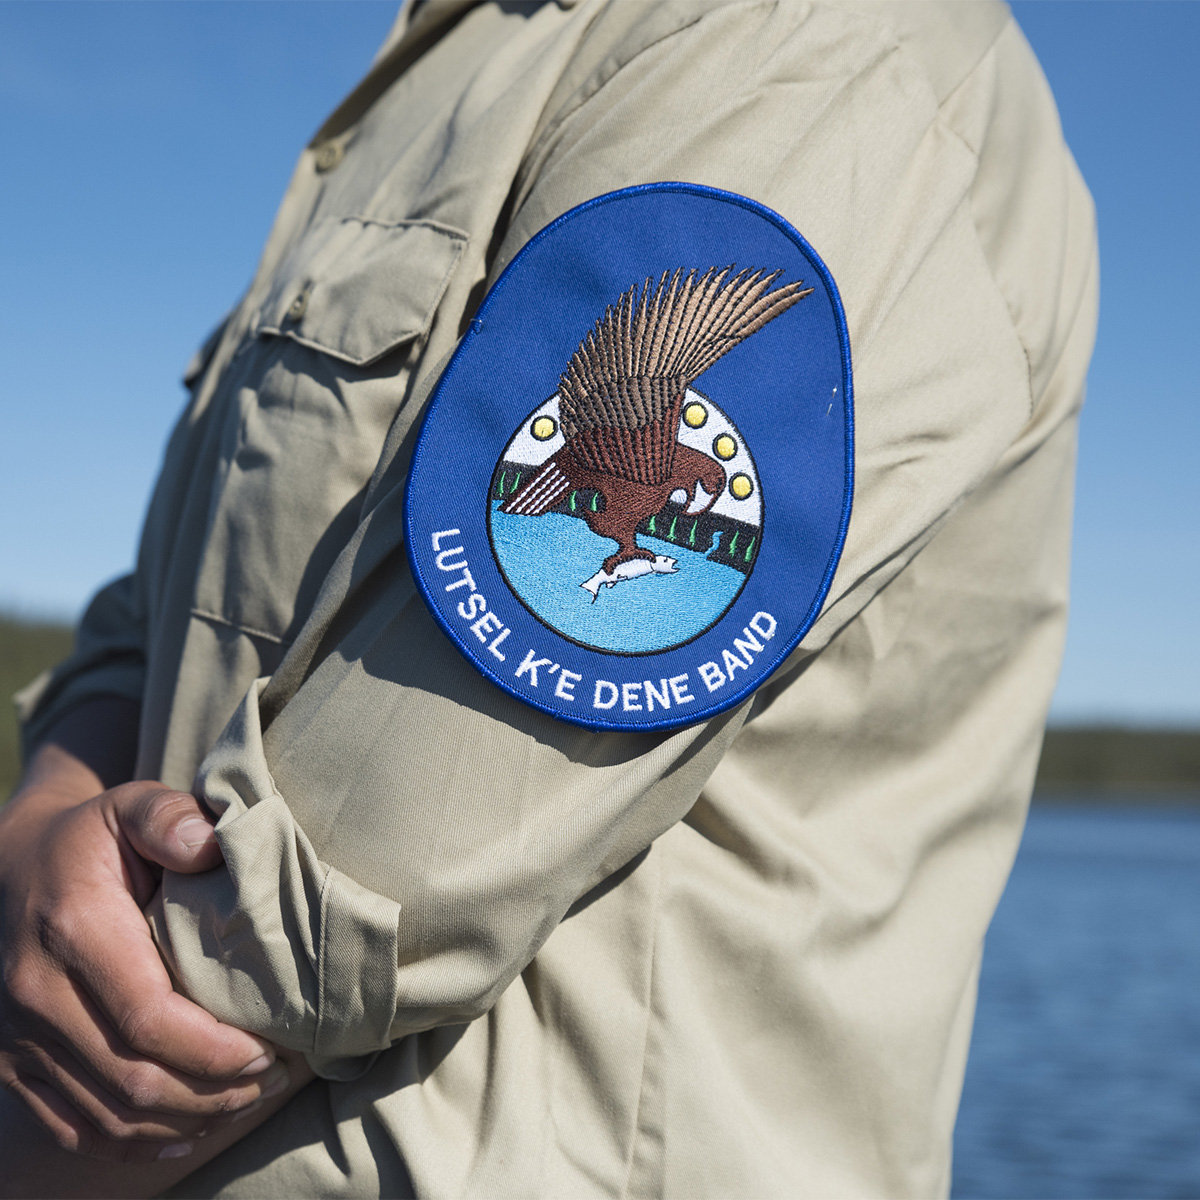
[406,183,854,731]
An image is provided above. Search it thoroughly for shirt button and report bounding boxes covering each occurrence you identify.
[313,139,344,173]
[287,289,310,320]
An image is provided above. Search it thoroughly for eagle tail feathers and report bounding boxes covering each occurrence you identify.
[559,265,810,439]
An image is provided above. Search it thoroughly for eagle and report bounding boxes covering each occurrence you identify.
[502,266,812,575]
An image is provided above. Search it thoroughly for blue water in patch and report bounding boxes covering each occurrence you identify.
[953,801,1200,1199]
[489,502,746,653]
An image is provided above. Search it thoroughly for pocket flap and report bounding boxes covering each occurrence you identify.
[255,217,468,367]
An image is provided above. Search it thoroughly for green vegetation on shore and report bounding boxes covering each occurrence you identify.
[1,615,73,798]
[1,614,1197,800]
[1035,726,1200,798]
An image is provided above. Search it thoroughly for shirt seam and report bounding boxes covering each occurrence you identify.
[520,0,782,197]
[932,18,1039,423]
[621,848,664,1199]
[191,607,292,647]
[313,860,337,1056]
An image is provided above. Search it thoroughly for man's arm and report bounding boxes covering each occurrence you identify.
[16,693,140,797]
[152,0,1059,1065]
[0,696,310,1194]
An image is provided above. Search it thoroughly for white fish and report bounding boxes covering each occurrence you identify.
[581,555,678,600]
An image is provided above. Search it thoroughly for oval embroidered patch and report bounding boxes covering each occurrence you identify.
[406,183,852,731]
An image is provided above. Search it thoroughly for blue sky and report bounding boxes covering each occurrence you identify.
[0,2,1196,725]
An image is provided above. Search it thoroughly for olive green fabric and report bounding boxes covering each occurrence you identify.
[21,1,1098,1195]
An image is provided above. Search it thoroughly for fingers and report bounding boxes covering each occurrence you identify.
[13,1037,290,1143]
[15,1040,209,1141]
[6,1074,195,1164]
[8,862,278,1108]
[5,948,285,1122]
[3,1050,314,1186]
[57,885,275,1084]
[0,775,294,1175]
[108,784,223,875]
[0,774,302,1181]
[28,793,276,1083]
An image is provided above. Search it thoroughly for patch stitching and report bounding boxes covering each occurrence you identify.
[404,182,854,732]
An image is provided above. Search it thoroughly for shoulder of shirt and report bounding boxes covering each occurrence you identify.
[519,0,1093,422]
[514,0,1011,180]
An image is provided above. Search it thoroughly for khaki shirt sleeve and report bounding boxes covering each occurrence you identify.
[151,2,1094,1078]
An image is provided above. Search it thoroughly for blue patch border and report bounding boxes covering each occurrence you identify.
[404,182,854,733]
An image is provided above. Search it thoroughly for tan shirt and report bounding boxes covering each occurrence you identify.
[21,1,1098,1195]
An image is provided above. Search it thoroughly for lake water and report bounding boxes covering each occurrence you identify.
[953,802,1200,1199]
[489,502,745,653]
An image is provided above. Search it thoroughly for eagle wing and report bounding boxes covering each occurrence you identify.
[501,450,575,516]
[557,266,811,485]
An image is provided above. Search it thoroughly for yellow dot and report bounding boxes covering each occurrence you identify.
[683,402,708,429]
[714,434,737,461]
[730,473,754,500]
[531,416,557,440]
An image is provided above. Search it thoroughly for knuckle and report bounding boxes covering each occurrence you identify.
[36,905,84,960]
[3,958,46,1016]
[113,1061,163,1110]
[115,999,165,1055]
[138,788,192,832]
[13,1038,57,1080]
[190,1045,224,1080]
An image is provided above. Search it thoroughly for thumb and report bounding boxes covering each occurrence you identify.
[110,782,225,873]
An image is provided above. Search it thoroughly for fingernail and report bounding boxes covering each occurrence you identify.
[158,1142,193,1160]
[178,817,217,848]
[229,1097,264,1123]
[240,1051,274,1076]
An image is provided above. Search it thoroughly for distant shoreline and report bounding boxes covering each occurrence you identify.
[1034,788,1200,806]
[1035,727,1200,799]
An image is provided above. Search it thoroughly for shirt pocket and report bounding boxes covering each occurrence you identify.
[252,216,468,366]
[191,216,468,649]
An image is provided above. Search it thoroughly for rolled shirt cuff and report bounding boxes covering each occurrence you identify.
[148,678,402,1079]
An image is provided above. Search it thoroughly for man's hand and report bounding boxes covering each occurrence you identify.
[0,770,289,1164]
